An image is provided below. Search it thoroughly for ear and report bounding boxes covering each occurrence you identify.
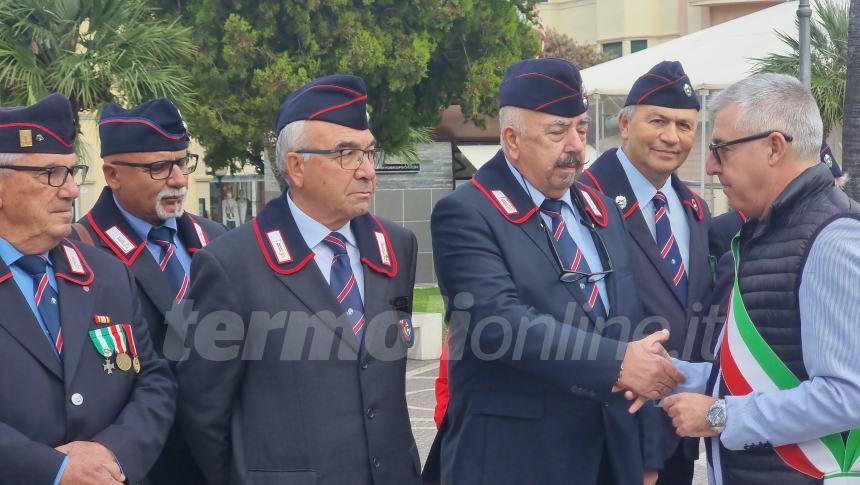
[767,132,791,167]
[619,111,631,141]
[284,152,305,189]
[102,162,121,190]
[502,126,522,162]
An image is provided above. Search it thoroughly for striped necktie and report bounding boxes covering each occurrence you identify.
[540,199,607,317]
[652,191,688,305]
[148,226,189,302]
[16,255,63,358]
[323,232,366,339]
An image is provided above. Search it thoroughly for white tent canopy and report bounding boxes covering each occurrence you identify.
[580,0,845,95]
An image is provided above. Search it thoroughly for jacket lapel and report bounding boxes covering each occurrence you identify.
[51,240,96,381]
[0,259,64,379]
[586,149,686,305]
[252,193,360,354]
[673,176,709,305]
[176,213,211,254]
[87,187,175,311]
[473,151,597,325]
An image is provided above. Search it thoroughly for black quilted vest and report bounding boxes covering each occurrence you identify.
[716,164,860,484]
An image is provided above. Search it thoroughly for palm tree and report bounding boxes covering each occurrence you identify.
[752,0,848,135]
[843,0,860,200]
[0,0,195,126]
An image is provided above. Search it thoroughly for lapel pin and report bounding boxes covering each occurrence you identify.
[615,195,628,210]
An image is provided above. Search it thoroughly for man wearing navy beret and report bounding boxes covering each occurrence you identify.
[0,93,176,484]
[431,57,684,485]
[75,98,226,484]
[579,60,714,484]
[175,74,421,485]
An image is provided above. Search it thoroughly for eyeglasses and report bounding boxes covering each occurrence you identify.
[2,164,89,187]
[295,147,385,170]
[709,131,793,165]
[111,153,199,180]
[540,209,614,284]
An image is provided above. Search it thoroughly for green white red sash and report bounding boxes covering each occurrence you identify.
[720,235,860,483]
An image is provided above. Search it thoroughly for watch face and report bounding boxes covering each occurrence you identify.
[708,405,726,427]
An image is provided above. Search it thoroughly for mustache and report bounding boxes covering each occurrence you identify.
[157,186,187,200]
[555,152,583,168]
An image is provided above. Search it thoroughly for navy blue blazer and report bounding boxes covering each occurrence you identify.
[176,192,421,485]
[582,148,715,462]
[78,187,226,485]
[432,151,660,485]
[0,239,176,484]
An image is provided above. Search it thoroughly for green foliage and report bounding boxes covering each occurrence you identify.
[152,0,539,172]
[413,286,444,314]
[752,0,848,134]
[0,0,195,123]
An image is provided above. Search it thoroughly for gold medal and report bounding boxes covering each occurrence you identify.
[116,352,132,372]
[133,356,141,374]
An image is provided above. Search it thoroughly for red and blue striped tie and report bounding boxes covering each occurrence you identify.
[16,255,63,358]
[148,226,189,302]
[652,191,688,305]
[323,232,366,339]
[540,199,607,317]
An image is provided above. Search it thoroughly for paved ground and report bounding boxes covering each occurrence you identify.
[406,359,709,484]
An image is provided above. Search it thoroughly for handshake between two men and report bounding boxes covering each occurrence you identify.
[612,329,720,440]
[612,329,685,414]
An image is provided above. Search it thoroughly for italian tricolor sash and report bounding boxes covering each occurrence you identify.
[720,235,860,483]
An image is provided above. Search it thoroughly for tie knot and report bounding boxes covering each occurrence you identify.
[652,191,668,209]
[148,226,176,246]
[16,255,48,277]
[323,232,349,255]
[540,198,564,217]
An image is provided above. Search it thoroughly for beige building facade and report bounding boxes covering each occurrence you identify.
[537,0,780,57]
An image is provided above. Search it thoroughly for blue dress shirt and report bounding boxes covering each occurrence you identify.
[672,218,860,484]
[616,148,691,270]
[505,158,609,312]
[287,193,365,301]
[114,195,192,273]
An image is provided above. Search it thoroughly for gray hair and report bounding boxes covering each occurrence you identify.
[710,73,822,161]
[274,120,308,173]
[618,105,636,122]
[0,152,21,167]
[499,106,527,156]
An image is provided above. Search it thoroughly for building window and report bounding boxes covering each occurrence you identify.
[631,39,648,53]
[602,41,622,58]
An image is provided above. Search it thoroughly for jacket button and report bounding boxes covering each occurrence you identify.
[366,408,375,419]
[372,457,380,469]
[360,359,369,370]
[70,393,84,406]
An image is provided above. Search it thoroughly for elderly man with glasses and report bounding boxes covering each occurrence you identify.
[0,93,176,485]
[663,73,860,484]
[175,74,421,485]
[75,98,226,485]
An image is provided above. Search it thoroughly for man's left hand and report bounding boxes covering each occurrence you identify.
[662,393,719,437]
[644,469,658,485]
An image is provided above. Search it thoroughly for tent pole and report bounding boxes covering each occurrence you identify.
[699,89,710,198]
[595,93,601,153]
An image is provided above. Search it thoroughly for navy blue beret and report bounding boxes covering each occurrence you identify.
[820,142,842,178]
[624,61,700,110]
[275,74,369,133]
[499,57,588,118]
[0,93,76,154]
[99,99,189,157]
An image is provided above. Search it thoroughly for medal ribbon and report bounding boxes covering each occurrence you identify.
[108,324,128,354]
[89,327,116,356]
[121,324,138,358]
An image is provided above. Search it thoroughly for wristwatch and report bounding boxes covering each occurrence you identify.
[706,399,727,433]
